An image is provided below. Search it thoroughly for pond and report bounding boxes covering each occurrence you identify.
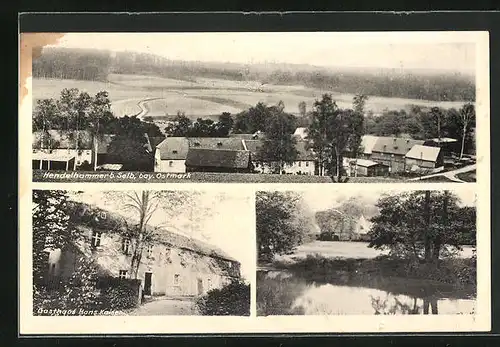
[257,270,476,316]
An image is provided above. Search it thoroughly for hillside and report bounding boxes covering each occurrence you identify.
[33,47,475,102]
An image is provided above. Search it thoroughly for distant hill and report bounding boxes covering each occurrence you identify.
[33,47,475,102]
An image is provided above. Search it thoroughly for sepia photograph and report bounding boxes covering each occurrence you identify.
[256,188,477,316]
[32,189,251,316]
[29,32,478,183]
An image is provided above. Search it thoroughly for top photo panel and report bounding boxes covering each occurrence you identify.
[27,32,486,184]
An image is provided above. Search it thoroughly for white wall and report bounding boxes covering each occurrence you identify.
[253,160,315,175]
[33,149,93,167]
[154,150,186,173]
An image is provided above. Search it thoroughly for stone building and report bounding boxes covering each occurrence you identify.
[44,202,241,298]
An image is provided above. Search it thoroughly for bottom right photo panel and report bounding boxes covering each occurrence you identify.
[256,188,477,316]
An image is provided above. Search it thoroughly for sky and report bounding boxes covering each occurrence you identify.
[69,190,254,280]
[48,32,477,73]
[301,188,477,213]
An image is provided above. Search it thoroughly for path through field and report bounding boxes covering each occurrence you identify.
[410,164,476,183]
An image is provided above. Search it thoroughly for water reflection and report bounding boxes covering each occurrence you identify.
[257,270,476,316]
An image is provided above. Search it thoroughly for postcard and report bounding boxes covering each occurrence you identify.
[19,30,490,334]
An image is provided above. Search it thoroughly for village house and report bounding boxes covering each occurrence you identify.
[423,137,459,156]
[154,137,246,173]
[32,130,152,171]
[154,134,316,175]
[44,202,241,298]
[244,138,316,175]
[405,144,444,171]
[344,158,389,177]
[370,136,425,173]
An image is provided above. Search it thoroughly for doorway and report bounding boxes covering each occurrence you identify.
[144,272,152,296]
[197,278,203,295]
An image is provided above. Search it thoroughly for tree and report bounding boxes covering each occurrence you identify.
[32,190,75,284]
[458,103,475,159]
[307,94,338,176]
[308,94,364,182]
[215,112,234,136]
[258,104,298,174]
[87,91,114,170]
[353,94,369,115]
[103,190,200,279]
[106,116,152,171]
[256,191,306,263]
[233,102,270,134]
[368,191,476,264]
[298,101,307,118]
[164,114,193,137]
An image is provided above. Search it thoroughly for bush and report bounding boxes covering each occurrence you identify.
[98,276,142,310]
[195,279,250,316]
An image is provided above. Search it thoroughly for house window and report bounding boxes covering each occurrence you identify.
[119,270,128,279]
[173,274,180,285]
[146,245,153,257]
[172,150,178,154]
[122,238,131,254]
[298,161,302,167]
[194,142,200,147]
[169,161,174,167]
[305,161,309,167]
[91,231,102,247]
[217,142,223,147]
[207,278,212,290]
[165,248,171,257]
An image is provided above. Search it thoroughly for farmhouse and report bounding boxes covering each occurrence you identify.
[244,138,316,175]
[154,135,316,175]
[405,144,444,170]
[344,158,389,177]
[32,130,94,170]
[44,202,241,298]
[154,137,246,173]
[185,148,253,173]
[423,137,459,156]
[32,130,151,171]
[370,137,425,173]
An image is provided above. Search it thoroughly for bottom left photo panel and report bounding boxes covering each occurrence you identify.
[31,189,253,317]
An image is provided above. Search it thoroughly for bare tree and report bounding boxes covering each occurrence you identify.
[459,103,475,160]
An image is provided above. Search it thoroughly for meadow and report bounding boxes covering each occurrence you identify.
[32,73,471,121]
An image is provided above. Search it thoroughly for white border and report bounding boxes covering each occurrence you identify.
[19,31,490,334]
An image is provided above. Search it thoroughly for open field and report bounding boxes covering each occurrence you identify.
[275,241,475,262]
[32,74,472,120]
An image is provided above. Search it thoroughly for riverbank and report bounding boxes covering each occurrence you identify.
[270,254,476,289]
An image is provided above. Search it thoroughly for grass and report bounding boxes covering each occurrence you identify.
[417,176,457,183]
[456,170,476,182]
[272,254,477,290]
[33,170,333,183]
[32,74,471,119]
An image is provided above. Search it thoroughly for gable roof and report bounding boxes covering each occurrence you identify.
[405,145,442,162]
[187,137,245,150]
[244,139,314,161]
[349,158,386,168]
[372,137,425,156]
[360,135,379,155]
[156,137,190,160]
[185,148,251,169]
[293,127,308,139]
[68,201,238,263]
